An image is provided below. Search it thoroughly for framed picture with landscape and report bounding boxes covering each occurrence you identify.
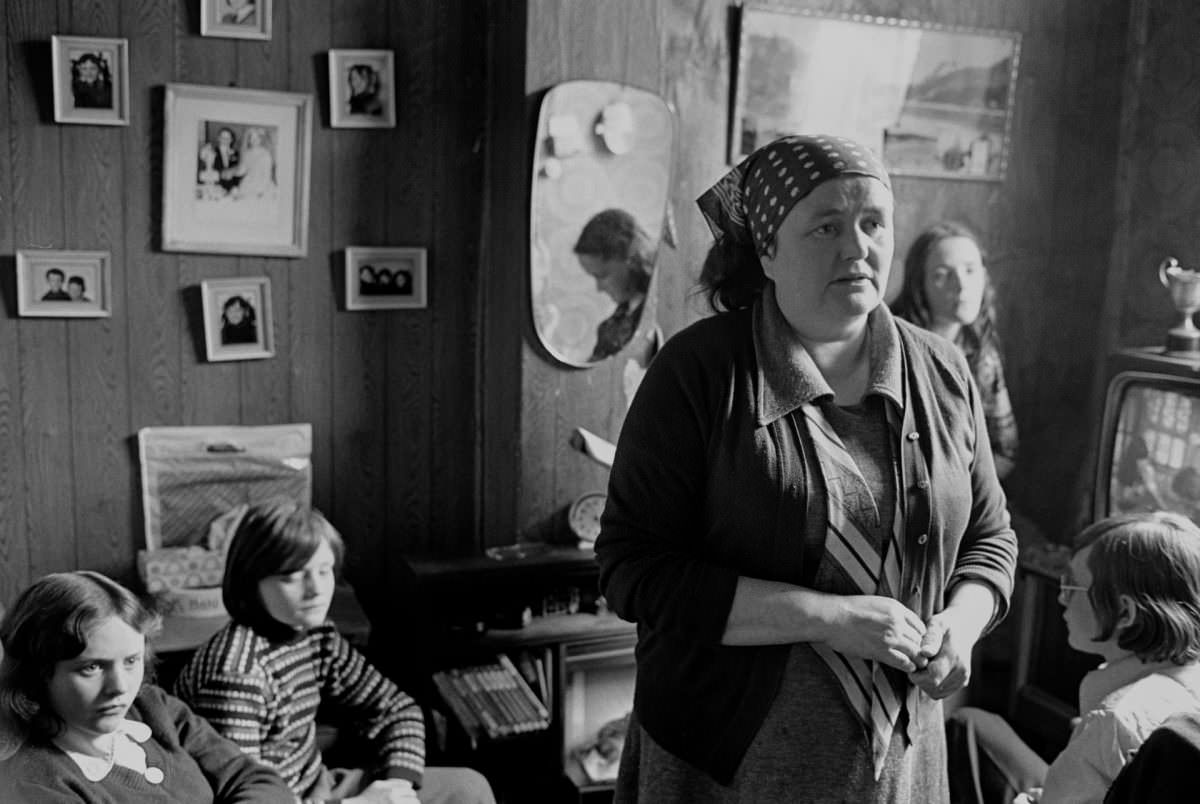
[732,5,1021,180]
[162,84,313,257]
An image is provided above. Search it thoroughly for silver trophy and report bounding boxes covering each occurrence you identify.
[1160,257,1200,354]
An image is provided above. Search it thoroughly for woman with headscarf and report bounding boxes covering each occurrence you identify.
[594,134,1017,802]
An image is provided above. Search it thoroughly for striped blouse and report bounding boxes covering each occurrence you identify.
[174,620,424,798]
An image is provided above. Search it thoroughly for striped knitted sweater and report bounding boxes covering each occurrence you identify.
[174,621,424,800]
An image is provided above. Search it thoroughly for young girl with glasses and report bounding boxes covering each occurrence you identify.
[950,511,1200,803]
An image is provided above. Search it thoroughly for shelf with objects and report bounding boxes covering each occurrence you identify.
[365,542,635,804]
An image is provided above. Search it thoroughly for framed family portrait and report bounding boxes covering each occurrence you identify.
[344,247,427,310]
[51,35,130,126]
[16,249,112,318]
[200,276,274,361]
[162,83,313,257]
[328,49,396,128]
[200,0,271,40]
[732,5,1021,180]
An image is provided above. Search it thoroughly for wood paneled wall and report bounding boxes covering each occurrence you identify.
[0,0,486,606]
[482,0,1133,546]
[0,0,1140,609]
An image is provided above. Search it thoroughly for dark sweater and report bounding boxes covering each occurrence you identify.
[595,298,1017,785]
[0,685,293,803]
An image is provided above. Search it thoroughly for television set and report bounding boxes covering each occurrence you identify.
[1008,346,1200,757]
[1093,347,1200,526]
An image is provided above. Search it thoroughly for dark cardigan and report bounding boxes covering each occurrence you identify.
[595,300,1017,784]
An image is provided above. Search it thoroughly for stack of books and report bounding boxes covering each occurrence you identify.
[433,654,551,744]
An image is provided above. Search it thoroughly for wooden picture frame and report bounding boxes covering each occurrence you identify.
[200,276,275,361]
[732,5,1021,180]
[344,247,428,310]
[16,249,113,318]
[200,0,272,41]
[328,49,397,129]
[51,35,130,126]
[162,83,313,257]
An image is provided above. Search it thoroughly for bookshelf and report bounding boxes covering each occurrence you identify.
[371,546,636,803]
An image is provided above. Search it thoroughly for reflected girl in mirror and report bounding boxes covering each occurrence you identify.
[574,208,654,362]
[892,221,1019,480]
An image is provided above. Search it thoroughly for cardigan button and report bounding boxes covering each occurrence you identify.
[906,432,920,441]
[916,480,929,490]
[917,533,928,545]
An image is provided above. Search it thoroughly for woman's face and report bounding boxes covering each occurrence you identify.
[246,129,262,147]
[579,255,636,304]
[68,282,84,301]
[922,236,986,327]
[257,539,337,630]
[225,302,245,325]
[1060,546,1130,660]
[761,176,894,343]
[77,60,99,84]
[46,616,145,738]
[349,69,369,95]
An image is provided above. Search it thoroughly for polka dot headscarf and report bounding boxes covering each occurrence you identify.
[696,134,891,257]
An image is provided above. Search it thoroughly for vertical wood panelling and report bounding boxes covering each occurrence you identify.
[62,0,134,582]
[12,0,76,579]
[0,0,31,606]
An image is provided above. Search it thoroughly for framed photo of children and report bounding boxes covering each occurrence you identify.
[15,249,112,318]
[344,247,427,311]
[162,84,313,257]
[200,0,271,41]
[50,35,130,125]
[200,276,274,361]
[328,49,396,129]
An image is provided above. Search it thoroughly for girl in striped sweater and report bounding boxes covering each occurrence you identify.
[174,500,493,804]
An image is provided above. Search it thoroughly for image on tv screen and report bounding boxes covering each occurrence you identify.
[1109,384,1200,526]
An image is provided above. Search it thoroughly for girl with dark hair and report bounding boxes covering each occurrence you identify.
[0,571,292,802]
[892,222,1019,480]
[347,65,384,117]
[174,500,495,804]
[573,208,654,361]
[950,512,1200,803]
[70,53,112,109]
[220,295,257,345]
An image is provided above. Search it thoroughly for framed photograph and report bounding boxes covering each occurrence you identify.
[162,83,313,257]
[200,276,274,361]
[732,6,1021,180]
[200,0,271,40]
[15,249,112,318]
[328,49,397,128]
[51,35,130,126]
[344,247,427,310]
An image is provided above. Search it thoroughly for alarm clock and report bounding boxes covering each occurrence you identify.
[567,491,607,544]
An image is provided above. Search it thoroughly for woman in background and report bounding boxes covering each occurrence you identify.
[174,499,495,804]
[0,571,292,803]
[348,64,384,117]
[892,222,1019,480]
[950,511,1200,803]
[219,295,257,346]
[573,208,653,361]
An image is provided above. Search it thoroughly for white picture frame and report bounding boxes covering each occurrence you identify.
[16,249,113,318]
[51,35,130,126]
[162,83,313,257]
[344,247,428,310]
[328,49,397,129]
[200,0,272,41]
[200,276,275,361]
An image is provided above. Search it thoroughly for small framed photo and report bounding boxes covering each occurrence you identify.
[328,50,397,129]
[345,247,427,310]
[16,249,112,318]
[163,83,313,257]
[51,35,130,126]
[200,277,274,361]
[200,0,271,40]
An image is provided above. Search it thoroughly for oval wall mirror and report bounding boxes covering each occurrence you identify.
[530,80,676,367]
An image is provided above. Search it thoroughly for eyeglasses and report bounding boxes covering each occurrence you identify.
[1058,575,1090,598]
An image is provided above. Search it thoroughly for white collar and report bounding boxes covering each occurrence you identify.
[54,719,155,782]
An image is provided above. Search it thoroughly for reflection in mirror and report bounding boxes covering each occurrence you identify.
[531,80,676,367]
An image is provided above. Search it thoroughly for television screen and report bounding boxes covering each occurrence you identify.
[1106,382,1200,526]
